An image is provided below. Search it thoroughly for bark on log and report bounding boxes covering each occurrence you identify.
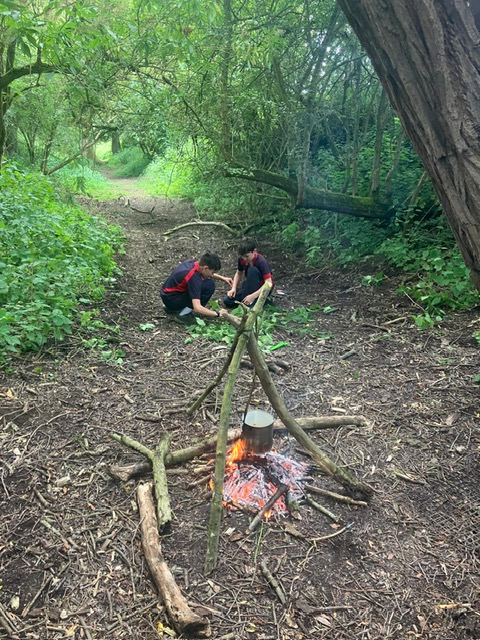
[137,483,211,638]
[151,435,172,528]
[109,433,172,528]
[223,164,392,219]
[109,429,242,482]
[274,415,367,430]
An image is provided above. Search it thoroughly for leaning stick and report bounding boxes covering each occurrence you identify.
[224,313,373,500]
[247,483,289,532]
[187,315,247,415]
[205,283,272,575]
[137,483,211,638]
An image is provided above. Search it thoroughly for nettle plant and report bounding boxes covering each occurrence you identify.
[184,305,332,351]
[0,164,124,362]
[377,219,479,328]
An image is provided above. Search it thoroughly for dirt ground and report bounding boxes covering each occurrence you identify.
[1,179,479,640]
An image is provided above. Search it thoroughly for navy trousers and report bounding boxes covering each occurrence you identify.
[223,266,268,308]
[161,279,215,312]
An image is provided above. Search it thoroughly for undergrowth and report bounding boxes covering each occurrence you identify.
[184,305,332,351]
[278,211,479,328]
[0,163,124,364]
[106,147,150,178]
[55,164,122,200]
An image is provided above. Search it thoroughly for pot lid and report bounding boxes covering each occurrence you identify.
[243,410,274,429]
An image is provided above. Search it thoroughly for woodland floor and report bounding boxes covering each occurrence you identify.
[1,176,479,640]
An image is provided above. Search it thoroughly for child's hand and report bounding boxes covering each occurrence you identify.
[227,288,236,298]
[242,294,256,306]
[224,277,234,287]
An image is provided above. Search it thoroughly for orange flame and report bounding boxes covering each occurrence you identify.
[226,437,250,466]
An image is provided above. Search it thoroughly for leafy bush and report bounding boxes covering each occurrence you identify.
[141,142,262,221]
[0,163,124,361]
[55,164,122,200]
[377,219,479,326]
[107,147,150,178]
[141,143,200,198]
[278,210,390,268]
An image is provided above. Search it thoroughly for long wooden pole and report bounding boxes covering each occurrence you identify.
[204,283,272,574]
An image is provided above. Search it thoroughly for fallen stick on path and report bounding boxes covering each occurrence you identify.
[247,483,289,532]
[137,483,211,638]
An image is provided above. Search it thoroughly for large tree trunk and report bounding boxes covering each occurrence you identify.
[337,0,480,291]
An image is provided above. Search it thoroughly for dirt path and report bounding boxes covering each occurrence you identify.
[1,183,479,640]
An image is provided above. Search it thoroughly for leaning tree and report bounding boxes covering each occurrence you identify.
[337,0,480,291]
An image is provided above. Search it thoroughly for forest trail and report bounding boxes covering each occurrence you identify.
[1,181,479,640]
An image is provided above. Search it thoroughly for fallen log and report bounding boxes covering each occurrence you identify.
[274,415,367,431]
[109,429,242,482]
[109,433,172,528]
[137,483,211,638]
[163,220,237,237]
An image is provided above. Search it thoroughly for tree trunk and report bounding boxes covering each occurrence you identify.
[111,129,121,154]
[337,0,480,291]
[223,164,392,219]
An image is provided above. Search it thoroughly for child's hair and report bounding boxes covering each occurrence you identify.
[199,252,221,271]
[237,237,256,256]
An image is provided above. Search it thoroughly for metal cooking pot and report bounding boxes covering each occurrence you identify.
[241,410,274,454]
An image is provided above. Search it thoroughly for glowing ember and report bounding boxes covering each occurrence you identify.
[220,440,308,516]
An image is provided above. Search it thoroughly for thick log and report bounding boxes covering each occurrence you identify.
[109,429,242,482]
[109,432,172,529]
[152,435,171,528]
[223,164,392,219]
[137,483,211,638]
[274,415,366,430]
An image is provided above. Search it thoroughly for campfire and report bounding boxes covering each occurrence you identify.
[222,438,308,516]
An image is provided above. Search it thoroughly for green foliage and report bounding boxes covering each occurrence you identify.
[377,218,479,326]
[278,211,390,268]
[362,273,385,287]
[141,143,199,198]
[0,164,124,362]
[55,165,123,200]
[184,306,331,350]
[107,147,150,178]
[141,141,262,220]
